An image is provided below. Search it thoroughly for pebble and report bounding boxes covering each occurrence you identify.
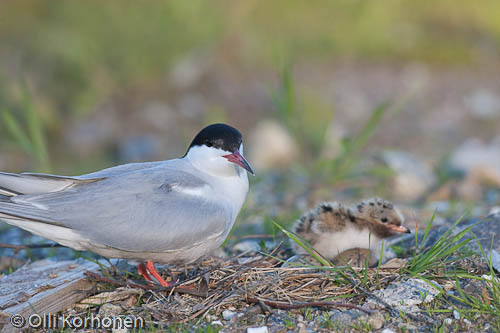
[381,150,435,201]
[112,329,127,333]
[247,120,299,171]
[464,319,472,326]
[450,137,500,185]
[381,329,396,333]
[368,312,385,330]
[443,318,453,325]
[211,320,223,326]
[464,89,500,119]
[233,240,261,253]
[365,278,441,314]
[222,310,236,321]
[98,303,122,317]
[453,310,460,320]
[247,327,269,333]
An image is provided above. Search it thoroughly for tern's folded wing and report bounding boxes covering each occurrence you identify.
[0,167,229,253]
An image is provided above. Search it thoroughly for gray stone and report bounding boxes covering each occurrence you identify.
[368,312,385,330]
[381,151,435,201]
[365,278,440,314]
[328,309,366,327]
[222,310,236,321]
[98,303,123,317]
[266,310,292,329]
[450,137,500,185]
[457,215,500,271]
[464,89,500,119]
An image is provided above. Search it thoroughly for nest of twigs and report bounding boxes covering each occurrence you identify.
[82,245,408,326]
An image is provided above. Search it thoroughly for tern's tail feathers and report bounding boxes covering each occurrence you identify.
[0,191,84,249]
[0,172,103,196]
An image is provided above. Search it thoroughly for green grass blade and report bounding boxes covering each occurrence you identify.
[2,110,34,155]
[272,221,332,267]
[330,101,389,183]
[22,84,51,172]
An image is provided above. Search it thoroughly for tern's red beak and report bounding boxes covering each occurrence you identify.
[223,150,255,175]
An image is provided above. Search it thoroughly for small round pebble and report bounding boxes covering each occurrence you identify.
[381,329,395,333]
[247,327,269,333]
[444,318,453,325]
[223,310,236,321]
[453,310,460,320]
[368,313,385,330]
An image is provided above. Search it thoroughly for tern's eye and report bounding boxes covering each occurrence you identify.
[381,217,388,223]
[205,141,213,147]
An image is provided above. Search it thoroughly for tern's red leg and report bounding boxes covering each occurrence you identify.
[137,263,154,283]
[145,261,172,287]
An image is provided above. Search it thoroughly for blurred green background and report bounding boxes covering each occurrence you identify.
[0,0,499,228]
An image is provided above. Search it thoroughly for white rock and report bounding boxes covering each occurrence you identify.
[444,318,453,325]
[222,309,236,321]
[247,327,269,333]
[233,240,261,253]
[453,310,460,320]
[489,206,500,217]
[464,89,500,119]
[450,137,500,185]
[112,329,128,333]
[381,329,396,333]
[381,151,435,201]
[211,320,223,326]
[247,120,299,171]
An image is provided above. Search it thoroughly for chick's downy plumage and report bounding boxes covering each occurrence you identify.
[292,198,409,265]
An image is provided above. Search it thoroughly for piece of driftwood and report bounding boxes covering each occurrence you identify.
[0,259,100,333]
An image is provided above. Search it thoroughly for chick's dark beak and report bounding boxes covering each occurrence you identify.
[223,150,255,175]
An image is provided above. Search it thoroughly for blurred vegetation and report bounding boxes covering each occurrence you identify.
[2,83,51,172]
[271,63,390,186]
[1,0,499,172]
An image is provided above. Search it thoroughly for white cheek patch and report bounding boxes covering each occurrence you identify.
[172,184,212,197]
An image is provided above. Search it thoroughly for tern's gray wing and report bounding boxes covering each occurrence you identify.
[0,163,228,253]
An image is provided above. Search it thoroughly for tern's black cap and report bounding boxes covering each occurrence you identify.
[186,123,243,154]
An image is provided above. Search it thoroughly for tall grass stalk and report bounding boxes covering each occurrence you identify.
[272,221,332,267]
[328,101,389,184]
[1,83,51,172]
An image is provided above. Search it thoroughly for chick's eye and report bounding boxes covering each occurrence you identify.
[381,217,388,223]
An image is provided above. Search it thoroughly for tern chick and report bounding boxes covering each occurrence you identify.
[292,198,410,265]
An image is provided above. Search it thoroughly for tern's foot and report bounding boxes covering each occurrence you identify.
[137,262,154,284]
[144,261,173,287]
